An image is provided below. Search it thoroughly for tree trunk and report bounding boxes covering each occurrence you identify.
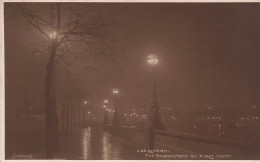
[45,46,59,159]
[45,3,61,159]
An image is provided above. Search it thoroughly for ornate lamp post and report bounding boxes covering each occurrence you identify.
[147,54,166,130]
[112,88,119,126]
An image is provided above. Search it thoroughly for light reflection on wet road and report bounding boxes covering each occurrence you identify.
[57,127,146,160]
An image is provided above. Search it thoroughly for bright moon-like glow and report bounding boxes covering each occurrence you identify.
[113,88,119,94]
[50,31,57,39]
[147,54,159,65]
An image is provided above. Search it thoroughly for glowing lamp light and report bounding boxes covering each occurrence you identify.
[147,54,159,65]
[104,99,109,103]
[113,88,119,94]
[84,101,88,105]
[50,31,57,39]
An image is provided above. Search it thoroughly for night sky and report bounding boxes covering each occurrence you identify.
[5,3,260,116]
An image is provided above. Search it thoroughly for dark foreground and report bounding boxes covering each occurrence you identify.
[6,119,260,160]
[6,119,146,160]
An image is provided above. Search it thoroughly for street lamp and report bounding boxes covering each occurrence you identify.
[103,99,109,125]
[113,88,119,94]
[147,54,159,65]
[83,100,88,125]
[147,54,166,130]
[104,99,109,104]
[112,88,119,126]
[49,31,57,40]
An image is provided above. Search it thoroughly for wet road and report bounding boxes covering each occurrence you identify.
[56,126,146,160]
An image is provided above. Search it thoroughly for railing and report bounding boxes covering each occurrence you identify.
[104,124,260,159]
[154,130,259,150]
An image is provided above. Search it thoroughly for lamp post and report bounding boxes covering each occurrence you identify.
[83,100,88,125]
[79,100,87,127]
[112,88,119,126]
[147,54,166,130]
[103,99,109,125]
[87,111,91,125]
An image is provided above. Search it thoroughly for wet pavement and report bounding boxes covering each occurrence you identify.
[56,126,146,160]
[6,119,259,160]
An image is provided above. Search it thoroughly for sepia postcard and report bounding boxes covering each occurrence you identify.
[1,0,260,161]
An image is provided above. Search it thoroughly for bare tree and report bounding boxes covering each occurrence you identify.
[10,3,125,159]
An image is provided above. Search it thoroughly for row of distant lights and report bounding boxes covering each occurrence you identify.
[206,116,222,120]
[130,107,175,112]
[240,116,259,120]
[131,108,145,112]
[22,114,44,118]
[129,105,257,112]
[105,108,115,113]
[101,99,257,118]
[124,113,147,119]
[206,105,257,110]
[205,116,260,120]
